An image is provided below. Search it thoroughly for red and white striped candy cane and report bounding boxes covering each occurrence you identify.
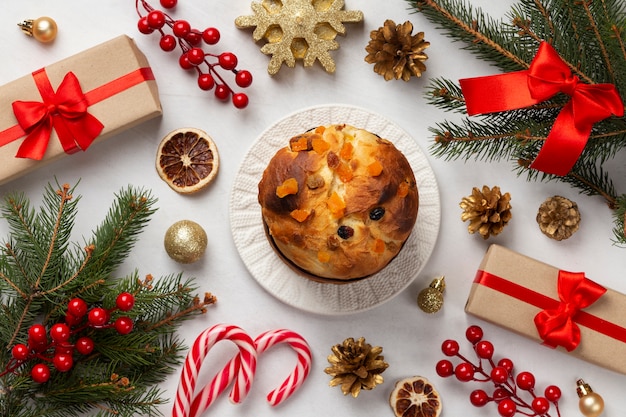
[172,323,257,417]
[254,329,312,406]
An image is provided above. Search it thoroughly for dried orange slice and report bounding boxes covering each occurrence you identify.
[389,376,442,417]
[156,128,219,194]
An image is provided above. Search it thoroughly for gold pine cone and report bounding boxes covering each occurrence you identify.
[536,195,581,240]
[365,19,429,81]
[324,336,389,398]
[460,185,512,239]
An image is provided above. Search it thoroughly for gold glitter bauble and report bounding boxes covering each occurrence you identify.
[164,220,207,264]
[235,0,363,75]
[417,276,445,314]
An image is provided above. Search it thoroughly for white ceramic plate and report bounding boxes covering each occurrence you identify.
[229,104,440,315]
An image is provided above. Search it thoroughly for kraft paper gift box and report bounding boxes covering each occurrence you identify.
[0,35,161,184]
[465,244,626,375]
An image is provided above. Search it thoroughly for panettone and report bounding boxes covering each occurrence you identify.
[258,124,419,282]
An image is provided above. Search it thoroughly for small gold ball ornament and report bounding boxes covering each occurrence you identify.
[417,276,446,313]
[18,17,58,43]
[164,220,207,264]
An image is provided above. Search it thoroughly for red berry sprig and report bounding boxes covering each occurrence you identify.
[135,0,253,109]
[1,292,136,384]
[435,325,562,417]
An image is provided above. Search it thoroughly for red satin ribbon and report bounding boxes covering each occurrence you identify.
[460,42,624,176]
[474,270,626,352]
[0,67,155,160]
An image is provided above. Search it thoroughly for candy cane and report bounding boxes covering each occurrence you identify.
[253,329,312,406]
[172,324,257,417]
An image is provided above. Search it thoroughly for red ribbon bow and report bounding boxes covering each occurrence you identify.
[11,69,104,160]
[460,42,624,176]
[533,270,606,351]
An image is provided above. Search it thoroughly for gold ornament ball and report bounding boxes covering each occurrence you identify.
[19,17,58,43]
[164,220,207,264]
[417,276,445,313]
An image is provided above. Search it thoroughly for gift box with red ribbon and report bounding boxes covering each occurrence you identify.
[465,244,626,375]
[0,35,161,184]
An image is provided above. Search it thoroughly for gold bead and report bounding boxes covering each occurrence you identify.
[417,276,445,313]
[164,220,208,264]
[576,379,605,417]
[18,17,58,43]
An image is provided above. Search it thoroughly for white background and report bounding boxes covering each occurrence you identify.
[1,1,625,416]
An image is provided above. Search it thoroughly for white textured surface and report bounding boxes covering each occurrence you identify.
[230,105,440,314]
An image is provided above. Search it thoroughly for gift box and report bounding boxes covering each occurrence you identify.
[0,35,161,184]
[465,244,626,375]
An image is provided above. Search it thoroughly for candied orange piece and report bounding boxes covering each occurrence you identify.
[339,141,353,160]
[290,209,310,222]
[315,126,326,134]
[290,136,309,152]
[336,162,353,182]
[373,238,385,253]
[312,137,330,154]
[397,181,409,198]
[368,160,383,176]
[327,191,346,217]
[317,251,331,263]
[276,178,298,198]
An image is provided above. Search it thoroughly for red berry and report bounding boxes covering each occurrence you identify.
[454,362,474,382]
[55,345,73,355]
[137,16,154,34]
[441,339,459,356]
[465,325,483,344]
[435,359,454,378]
[497,358,514,373]
[114,317,134,335]
[214,84,230,100]
[53,353,73,372]
[490,366,508,384]
[28,324,48,344]
[469,389,490,407]
[198,73,215,90]
[29,340,48,353]
[147,10,166,29]
[232,93,249,109]
[65,313,82,326]
[235,70,253,88]
[532,397,550,414]
[116,292,135,312]
[202,27,220,44]
[50,323,71,343]
[67,298,88,318]
[75,337,95,355]
[179,53,194,70]
[31,363,51,383]
[497,398,516,417]
[172,20,191,38]
[12,344,30,361]
[160,34,177,52]
[544,385,562,402]
[492,387,511,401]
[475,340,494,359]
[88,307,109,327]
[187,47,206,65]
[515,371,535,390]
[186,31,202,45]
[218,52,238,70]
[160,0,178,9]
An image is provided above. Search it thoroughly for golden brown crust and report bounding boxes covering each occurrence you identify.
[258,124,418,281]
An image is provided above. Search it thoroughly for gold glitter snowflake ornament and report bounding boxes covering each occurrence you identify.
[235,0,363,75]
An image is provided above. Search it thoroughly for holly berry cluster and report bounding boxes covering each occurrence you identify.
[435,325,562,417]
[3,292,136,384]
[135,0,253,108]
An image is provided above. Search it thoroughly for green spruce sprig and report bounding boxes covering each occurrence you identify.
[407,0,626,244]
[0,182,216,417]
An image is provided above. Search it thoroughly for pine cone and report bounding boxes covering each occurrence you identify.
[460,185,512,239]
[365,19,429,81]
[324,337,389,398]
[536,195,581,240]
